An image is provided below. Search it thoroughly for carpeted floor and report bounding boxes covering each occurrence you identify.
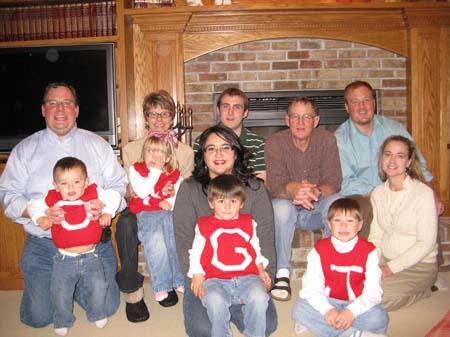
[1,272,449,337]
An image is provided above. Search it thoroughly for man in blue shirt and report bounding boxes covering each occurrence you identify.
[0,82,128,328]
[335,80,443,238]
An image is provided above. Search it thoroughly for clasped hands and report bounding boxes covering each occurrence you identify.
[288,180,320,210]
[324,307,355,331]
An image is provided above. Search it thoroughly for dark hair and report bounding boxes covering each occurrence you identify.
[42,82,79,106]
[53,156,87,180]
[208,175,246,203]
[192,125,253,191]
[327,198,362,222]
[378,135,425,183]
[142,90,176,120]
[217,87,249,112]
[344,80,374,104]
[287,96,319,116]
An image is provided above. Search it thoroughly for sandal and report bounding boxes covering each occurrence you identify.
[271,277,292,301]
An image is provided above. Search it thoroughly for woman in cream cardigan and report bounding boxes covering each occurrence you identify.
[369,135,438,311]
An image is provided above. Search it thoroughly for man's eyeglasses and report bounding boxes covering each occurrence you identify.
[203,144,233,155]
[288,113,316,123]
[147,111,172,119]
[44,100,75,108]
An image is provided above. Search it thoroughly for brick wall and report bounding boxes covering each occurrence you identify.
[184,37,408,139]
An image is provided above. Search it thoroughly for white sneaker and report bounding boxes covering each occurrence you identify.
[95,318,108,329]
[54,327,68,336]
[294,322,308,334]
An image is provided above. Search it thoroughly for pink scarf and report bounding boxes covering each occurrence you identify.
[148,130,179,148]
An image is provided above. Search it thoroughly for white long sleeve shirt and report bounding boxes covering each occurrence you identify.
[300,236,383,318]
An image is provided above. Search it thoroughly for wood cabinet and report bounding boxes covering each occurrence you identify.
[0,163,25,290]
[0,1,449,290]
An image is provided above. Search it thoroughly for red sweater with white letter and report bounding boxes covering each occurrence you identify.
[190,214,268,280]
[315,236,375,300]
[46,184,102,249]
[128,162,181,214]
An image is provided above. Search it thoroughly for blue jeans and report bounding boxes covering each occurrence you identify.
[292,298,388,337]
[272,194,342,272]
[184,286,278,337]
[51,248,107,328]
[137,210,184,294]
[20,234,119,328]
[202,275,269,337]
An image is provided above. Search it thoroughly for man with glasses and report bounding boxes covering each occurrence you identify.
[193,87,267,182]
[265,96,342,302]
[335,80,443,239]
[115,90,194,322]
[0,82,128,328]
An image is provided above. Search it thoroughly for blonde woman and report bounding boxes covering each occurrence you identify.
[369,135,438,311]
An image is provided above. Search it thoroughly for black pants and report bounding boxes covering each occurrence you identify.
[115,208,144,293]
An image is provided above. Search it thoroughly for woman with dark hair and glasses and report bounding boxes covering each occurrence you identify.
[173,125,278,337]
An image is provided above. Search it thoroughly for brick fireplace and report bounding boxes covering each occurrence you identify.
[184,37,407,139]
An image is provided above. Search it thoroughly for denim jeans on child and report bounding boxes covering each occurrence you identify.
[137,210,184,294]
[272,194,342,272]
[201,275,269,337]
[19,234,119,328]
[51,247,108,328]
[292,297,388,337]
[183,286,278,337]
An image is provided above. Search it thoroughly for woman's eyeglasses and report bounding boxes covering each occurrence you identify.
[203,144,233,155]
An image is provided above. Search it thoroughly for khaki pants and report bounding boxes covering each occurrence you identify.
[381,261,438,312]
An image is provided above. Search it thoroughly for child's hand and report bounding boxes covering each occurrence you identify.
[162,181,175,197]
[324,308,339,327]
[99,213,112,227]
[334,308,355,330]
[36,216,53,230]
[259,270,272,292]
[159,200,171,210]
[146,152,166,170]
[191,274,205,299]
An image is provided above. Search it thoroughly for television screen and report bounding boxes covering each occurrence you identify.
[0,43,117,153]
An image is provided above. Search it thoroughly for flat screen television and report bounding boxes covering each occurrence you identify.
[0,43,117,153]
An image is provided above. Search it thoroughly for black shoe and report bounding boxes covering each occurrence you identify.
[126,299,150,323]
[158,290,178,307]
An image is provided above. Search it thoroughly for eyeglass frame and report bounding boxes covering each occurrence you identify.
[287,113,318,123]
[145,110,173,119]
[43,99,76,108]
[203,144,234,155]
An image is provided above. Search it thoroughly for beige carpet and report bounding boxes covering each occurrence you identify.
[1,272,449,337]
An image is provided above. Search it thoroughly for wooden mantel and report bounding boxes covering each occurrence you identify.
[119,1,450,213]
